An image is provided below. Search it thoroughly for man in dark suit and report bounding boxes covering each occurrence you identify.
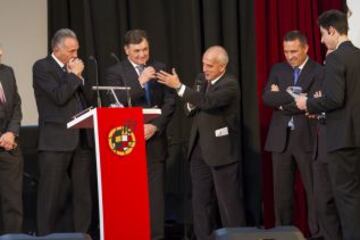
[157,45,246,240]
[0,47,23,233]
[104,29,175,240]
[296,10,360,240]
[33,28,92,235]
[263,31,322,236]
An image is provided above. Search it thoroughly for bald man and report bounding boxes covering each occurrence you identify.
[157,46,246,240]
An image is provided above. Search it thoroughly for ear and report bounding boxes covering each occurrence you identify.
[329,26,337,36]
[124,45,129,55]
[304,43,309,53]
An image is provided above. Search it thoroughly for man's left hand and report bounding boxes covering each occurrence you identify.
[144,124,158,141]
[0,132,16,151]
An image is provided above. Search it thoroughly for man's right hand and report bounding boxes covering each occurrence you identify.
[271,84,279,92]
[67,58,84,78]
[139,66,156,85]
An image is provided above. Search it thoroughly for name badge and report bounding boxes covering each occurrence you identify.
[215,127,229,137]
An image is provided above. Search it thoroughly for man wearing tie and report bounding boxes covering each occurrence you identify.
[262,31,323,237]
[105,29,175,240]
[0,47,23,233]
[33,28,92,235]
[156,45,246,240]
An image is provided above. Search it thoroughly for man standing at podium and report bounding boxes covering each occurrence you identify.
[105,29,175,240]
[33,28,92,235]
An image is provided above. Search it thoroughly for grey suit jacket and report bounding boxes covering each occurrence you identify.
[184,73,241,167]
[0,64,22,135]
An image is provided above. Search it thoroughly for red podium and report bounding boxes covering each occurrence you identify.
[68,107,160,240]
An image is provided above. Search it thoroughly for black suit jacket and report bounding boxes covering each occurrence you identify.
[105,58,176,161]
[263,59,323,152]
[184,73,241,167]
[33,56,89,151]
[0,64,22,135]
[307,41,360,151]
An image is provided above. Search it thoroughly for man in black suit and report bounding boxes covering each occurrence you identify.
[105,29,175,240]
[296,10,360,240]
[157,45,246,240]
[33,29,92,235]
[0,47,23,233]
[263,31,322,236]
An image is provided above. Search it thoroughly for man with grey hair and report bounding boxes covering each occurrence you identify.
[157,45,246,240]
[33,28,92,235]
[0,46,23,234]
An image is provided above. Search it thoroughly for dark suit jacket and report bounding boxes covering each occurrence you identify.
[105,58,176,161]
[184,73,241,167]
[33,56,88,151]
[0,64,22,135]
[263,58,323,152]
[307,41,360,152]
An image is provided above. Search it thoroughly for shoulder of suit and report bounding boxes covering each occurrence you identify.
[271,62,290,72]
[147,59,166,70]
[33,56,53,69]
[0,64,12,72]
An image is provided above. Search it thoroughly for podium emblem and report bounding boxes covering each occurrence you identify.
[108,126,136,156]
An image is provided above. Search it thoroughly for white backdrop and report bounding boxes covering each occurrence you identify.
[0,0,47,125]
[348,0,360,48]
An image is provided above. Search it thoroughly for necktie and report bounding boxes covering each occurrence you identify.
[293,67,301,85]
[288,67,301,130]
[137,65,151,106]
[0,82,6,104]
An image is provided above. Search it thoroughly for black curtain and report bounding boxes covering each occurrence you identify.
[48,0,261,226]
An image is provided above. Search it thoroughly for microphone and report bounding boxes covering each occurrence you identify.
[88,55,102,107]
[109,52,132,107]
[194,78,202,92]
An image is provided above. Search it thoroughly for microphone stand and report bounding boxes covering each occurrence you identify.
[110,52,132,107]
[92,86,131,107]
[89,56,102,107]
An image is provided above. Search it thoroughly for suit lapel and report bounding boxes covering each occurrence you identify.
[123,59,143,91]
[0,66,9,104]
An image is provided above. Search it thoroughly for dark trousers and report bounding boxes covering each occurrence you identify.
[0,147,23,233]
[313,125,342,240]
[328,148,360,240]
[147,159,165,240]
[272,128,318,235]
[190,140,246,240]
[37,145,92,235]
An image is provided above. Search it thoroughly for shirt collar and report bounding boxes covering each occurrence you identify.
[51,53,65,68]
[209,72,225,85]
[297,56,309,71]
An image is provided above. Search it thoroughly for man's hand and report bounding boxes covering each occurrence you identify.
[67,58,84,78]
[295,95,308,110]
[0,132,16,151]
[144,124,158,141]
[139,66,156,85]
[314,91,322,98]
[156,68,182,89]
[271,84,280,92]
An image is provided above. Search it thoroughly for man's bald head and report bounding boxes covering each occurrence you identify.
[203,45,229,66]
[202,45,229,81]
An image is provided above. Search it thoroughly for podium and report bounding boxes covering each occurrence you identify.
[67,107,160,240]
